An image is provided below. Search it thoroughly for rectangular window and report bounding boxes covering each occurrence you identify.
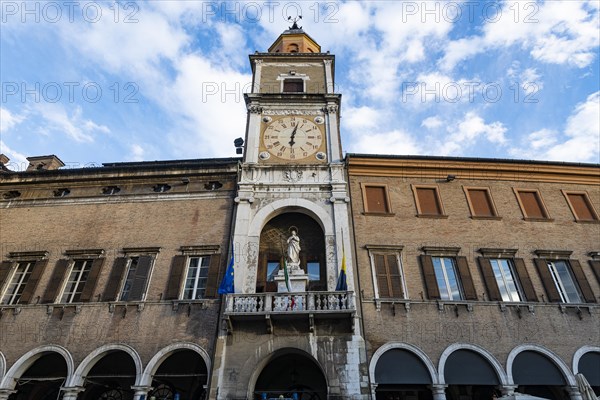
[363,184,391,214]
[267,261,280,282]
[1,261,34,305]
[307,262,320,281]
[119,257,139,301]
[489,259,522,302]
[465,187,498,218]
[514,189,550,220]
[547,260,582,303]
[182,256,210,300]
[432,257,463,300]
[413,185,445,216]
[373,253,405,298]
[563,191,599,222]
[60,259,92,303]
[283,79,304,92]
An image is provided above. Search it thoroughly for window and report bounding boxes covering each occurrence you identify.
[362,184,392,214]
[182,256,210,300]
[119,257,139,301]
[164,245,220,300]
[464,187,499,218]
[1,261,34,305]
[60,259,93,303]
[514,189,551,220]
[533,252,596,304]
[489,259,522,301]
[102,248,158,302]
[267,261,280,282]
[432,257,463,300]
[373,254,404,298]
[412,185,446,217]
[477,250,538,302]
[420,248,477,301]
[283,79,304,92]
[0,252,49,305]
[307,262,320,281]
[563,191,599,222]
[546,260,582,303]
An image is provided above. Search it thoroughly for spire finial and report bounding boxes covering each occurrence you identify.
[287,15,302,30]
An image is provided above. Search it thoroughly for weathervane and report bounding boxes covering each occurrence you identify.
[287,15,302,30]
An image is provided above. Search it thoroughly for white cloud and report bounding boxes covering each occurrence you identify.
[34,104,109,143]
[0,140,28,171]
[347,129,423,155]
[421,116,443,130]
[344,106,381,131]
[453,112,507,144]
[440,0,599,71]
[0,108,25,132]
[510,92,600,162]
[130,144,145,161]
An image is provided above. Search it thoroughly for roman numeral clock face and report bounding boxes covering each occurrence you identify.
[261,116,326,162]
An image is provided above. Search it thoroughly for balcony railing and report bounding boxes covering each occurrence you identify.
[224,291,355,315]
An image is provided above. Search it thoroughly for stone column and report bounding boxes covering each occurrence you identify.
[132,386,153,400]
[370,383,378,399]
[565,386,584,400]
[0,390,16,400]
[500,385,518,396]
[61,386,85,400]
[430,384,447,400]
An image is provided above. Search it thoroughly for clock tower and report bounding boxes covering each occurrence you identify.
[211,25,368,400]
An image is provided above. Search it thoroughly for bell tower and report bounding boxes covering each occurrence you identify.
[211,24,368,400]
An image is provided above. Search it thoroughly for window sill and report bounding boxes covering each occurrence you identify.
[362,212,395,217]
[416,214,448,219]
[523,217,555,222]
[470,216,502,221]
[573,219,600,224]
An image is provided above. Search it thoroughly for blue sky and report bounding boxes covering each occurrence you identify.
[1,0,599,170]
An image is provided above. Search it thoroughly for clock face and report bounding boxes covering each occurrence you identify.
[262,116,324,161]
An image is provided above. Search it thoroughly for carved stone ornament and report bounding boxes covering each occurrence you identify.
[262,109,323,116]
[323,59,333,66]
[254,59,263,65]
[324,105,339,114]
[283,169,303,183]
[247,105,263,114]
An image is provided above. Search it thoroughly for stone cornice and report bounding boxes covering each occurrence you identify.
[347,156,600,185]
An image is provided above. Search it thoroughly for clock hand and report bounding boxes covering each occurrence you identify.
[289,125,298,147]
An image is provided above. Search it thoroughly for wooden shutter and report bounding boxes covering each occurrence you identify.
[519,191,546,218]
[417,188,441,215]
[513,258,538,302]
[477,257,501,301]
[469,189,494,217]
[589,260,600,284]
[128,256,153,301]
[0,261,13,291]
[365,186,388,213]
[534,258,561,302]
[374,254,390,297]
[204,254,221,298]
[19,259,48,304]
[456,256,477,300]
[387,255,404,298]
[165,256,187,300]
[567,193,596,220]
[569,260,596,303]
[420,255,440,299]
[42,259,69,304]
[102,257,128,301]
[79,258,104,303]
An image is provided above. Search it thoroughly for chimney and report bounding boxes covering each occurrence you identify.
[26,155,65,171]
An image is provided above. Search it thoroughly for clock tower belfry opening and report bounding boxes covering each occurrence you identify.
[211,27,368,400]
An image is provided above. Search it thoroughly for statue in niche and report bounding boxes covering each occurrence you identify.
[286,226,301,271]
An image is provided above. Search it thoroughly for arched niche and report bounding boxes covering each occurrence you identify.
[253,349,327,400]
[257,212,326,292]
[7,352,69,400]
[80,350,139,400]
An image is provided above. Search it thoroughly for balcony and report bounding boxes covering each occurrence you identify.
[223,291,356,333]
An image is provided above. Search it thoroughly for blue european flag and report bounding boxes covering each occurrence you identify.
[218,253,235,294]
